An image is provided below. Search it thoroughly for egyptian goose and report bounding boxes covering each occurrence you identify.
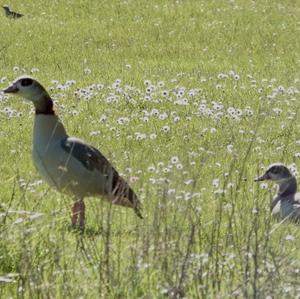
[3,76,142,228]
[255,163,300,222]
[2,5,23,18]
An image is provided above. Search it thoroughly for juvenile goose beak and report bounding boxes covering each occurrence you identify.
[254,173,270,182]
[3,83,18,93]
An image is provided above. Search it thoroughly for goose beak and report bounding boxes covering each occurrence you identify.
[3,83,18,93]
[254,173,270,182]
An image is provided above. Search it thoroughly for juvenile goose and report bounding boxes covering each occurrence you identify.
[255,163,300,222]
[2,5,23,18]
[3,76,142,228]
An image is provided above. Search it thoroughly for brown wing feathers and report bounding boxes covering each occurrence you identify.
[110,172,143,219]
[61,137,143,218]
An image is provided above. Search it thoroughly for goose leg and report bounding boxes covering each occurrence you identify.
[72,199,85,229]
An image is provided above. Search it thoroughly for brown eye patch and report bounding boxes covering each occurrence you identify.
[21,78,33,87]
[270,166,280,174]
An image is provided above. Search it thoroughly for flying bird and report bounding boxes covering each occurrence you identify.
[2,5,23,18]
[3,76,142,229]
[255,163,300,223]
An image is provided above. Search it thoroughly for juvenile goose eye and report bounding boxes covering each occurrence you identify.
[272,167,280,174]
[21,78,33,87]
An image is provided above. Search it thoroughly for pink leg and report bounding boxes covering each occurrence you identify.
[71,199,85,229]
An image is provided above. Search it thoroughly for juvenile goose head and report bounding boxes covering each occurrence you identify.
[255,164,293,183]
[255,163,297,197]
[3,76,54,114]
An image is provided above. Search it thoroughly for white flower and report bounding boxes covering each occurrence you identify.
[214,189,225,195]
[167,189,176,195]
[163,168,170,173]
[184,179,194,185]
[31,67,39,73]
[151,109,159,116]
[176,164,183,170]
[84,67,92,75]
[171,156,179,164]
[146,86,152,94]
[228,70,235,76]
[278,85,285,93]
[162,90,169,97]
[217,73,228,80]
[157,81,165,88]
[227,144,234,153]
[90,131,100,136]
[99,114,107,123]
[260,183,268,190]
[159,113,168,120]
[177,89,185,97]
[117,117,130,125]
[161,125,170,133]
[227,182,234,189]
[210,128,217,133]
[112,82,120,89]
[233,74,240,81]
[212,178,219,188]
[272,108,282,115]
[284,235,295,241]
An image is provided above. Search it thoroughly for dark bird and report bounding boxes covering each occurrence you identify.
[3,5,23,18]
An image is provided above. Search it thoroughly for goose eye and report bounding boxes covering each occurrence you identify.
[21,78,33,87]
[272,167,279,174]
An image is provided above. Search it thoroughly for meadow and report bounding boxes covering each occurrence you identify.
[0,0,300,298]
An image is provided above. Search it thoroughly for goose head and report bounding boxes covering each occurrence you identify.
[3,76,54,114]
[3,76,50,101]
[255,163,293,183]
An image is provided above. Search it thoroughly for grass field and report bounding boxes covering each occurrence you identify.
[0,0,300,298]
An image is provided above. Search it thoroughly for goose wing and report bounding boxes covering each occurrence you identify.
[61,137,142,218]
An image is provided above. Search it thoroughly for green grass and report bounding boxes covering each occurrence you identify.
[1,0,300,298]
